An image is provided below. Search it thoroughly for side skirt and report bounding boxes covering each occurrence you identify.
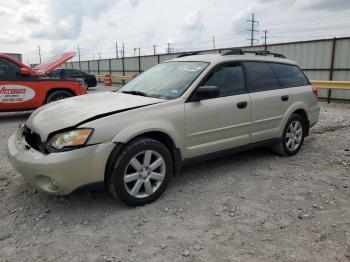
[182,138,280,166]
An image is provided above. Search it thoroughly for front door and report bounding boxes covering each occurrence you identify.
[184,62,251,159]
[0,58,39,111]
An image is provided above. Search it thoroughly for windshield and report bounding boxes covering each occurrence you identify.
[119,61,209,99]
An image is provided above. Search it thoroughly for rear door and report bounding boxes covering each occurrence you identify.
[244,61,290,143]
[0,58,39,111]
[184,62,251,158]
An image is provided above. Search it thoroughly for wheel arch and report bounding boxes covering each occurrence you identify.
[105,128,183,184]
[279,103,310,137]
[44,88,76,103]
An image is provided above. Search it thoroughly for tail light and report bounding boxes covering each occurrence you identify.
[311,86,318,97]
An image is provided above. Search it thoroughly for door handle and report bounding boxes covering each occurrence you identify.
[237,101,248,109]
[281,95,289,101]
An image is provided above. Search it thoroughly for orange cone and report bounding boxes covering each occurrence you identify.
[104,74,112,87]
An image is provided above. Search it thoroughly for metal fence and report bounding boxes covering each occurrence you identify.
[61,37,350,100]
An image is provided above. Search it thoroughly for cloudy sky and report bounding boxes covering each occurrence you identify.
[1,0,350,64]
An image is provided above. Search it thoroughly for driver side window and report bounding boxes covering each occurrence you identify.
[0,58,20,80]
[203,63,246,97]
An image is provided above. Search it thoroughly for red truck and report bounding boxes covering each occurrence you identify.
[0,52,87,112]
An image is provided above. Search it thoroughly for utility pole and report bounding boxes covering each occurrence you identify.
[138,47,141,57]
[133,48,136,57]
[262,30,269,51]
[247,13,259,46]
[98,52,101,60]
[122,42,125,58]
[77,44,81,70]
[212,36,216,49]
[167,42,171,54]
[153,45,157,55]
[116,41,119,58]
[38,45,42,64]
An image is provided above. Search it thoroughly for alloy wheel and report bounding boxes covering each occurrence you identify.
[124,150,166,198]
[285,120,303,152]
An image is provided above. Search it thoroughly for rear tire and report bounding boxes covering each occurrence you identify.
[272,114,306,156]
[107,137,173,206]
[46,90,73,103]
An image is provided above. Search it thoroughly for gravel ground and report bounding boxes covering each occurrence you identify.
[0,101,349,262]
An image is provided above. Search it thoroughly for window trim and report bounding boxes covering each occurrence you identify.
[186,61,248,102]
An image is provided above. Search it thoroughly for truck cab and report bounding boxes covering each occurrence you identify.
[0,52,87,112]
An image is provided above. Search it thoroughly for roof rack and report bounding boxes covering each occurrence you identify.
[177,51,201,58]
[222,48,286,58]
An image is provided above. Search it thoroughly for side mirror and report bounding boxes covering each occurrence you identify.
[196,86,220,100]
[19,68,31,75]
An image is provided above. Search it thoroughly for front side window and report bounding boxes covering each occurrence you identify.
[202,63,245,97]
[0,58,20,80]
[244,61,280,92]
[269,63,309,87]
[119,61,209,99]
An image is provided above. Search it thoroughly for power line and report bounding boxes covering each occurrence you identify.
[247,13,259,46]
[78,44,81,69]
[38,45,42,64]
[262,30,268,51]
[167,42,171,54]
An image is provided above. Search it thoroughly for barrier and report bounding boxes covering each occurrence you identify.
[311,80,350,103]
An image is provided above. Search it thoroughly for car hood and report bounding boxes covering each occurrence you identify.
[33,52,76,75]
[26,92,166,142]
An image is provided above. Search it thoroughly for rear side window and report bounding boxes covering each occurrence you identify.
[203,63,245,97]
[269,63,309,87]
[244,62,280,92]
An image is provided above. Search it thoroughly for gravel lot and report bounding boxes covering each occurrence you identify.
[0,101,349,262]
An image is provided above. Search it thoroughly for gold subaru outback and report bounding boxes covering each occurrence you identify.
[8,50,320,206]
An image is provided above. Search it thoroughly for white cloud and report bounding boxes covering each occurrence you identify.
[0,32,25,44]
[0,6,12,16]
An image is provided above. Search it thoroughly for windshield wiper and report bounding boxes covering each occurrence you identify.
[121,90,148,97]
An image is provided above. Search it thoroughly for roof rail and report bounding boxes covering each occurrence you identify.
[222,49,286,58]
[177,51,201,58]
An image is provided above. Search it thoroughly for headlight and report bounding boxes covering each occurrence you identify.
[47,129,93,150]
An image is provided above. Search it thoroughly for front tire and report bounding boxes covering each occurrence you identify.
[272,114,306,156]
[107,138,173,206]
[46,90,73,103]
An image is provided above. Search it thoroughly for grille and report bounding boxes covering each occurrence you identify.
[23,126,45,153]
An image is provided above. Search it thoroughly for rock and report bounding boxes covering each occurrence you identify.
[0,233,12,241]
[181,249,190,257]
[262,236,272,241]
[214,212,220,217]
[230,212,235,217]
[193,244,203,251]
[161,243,168,249]
[303,214,311,219]
[315,232,328,242]
[164,208,170,212]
